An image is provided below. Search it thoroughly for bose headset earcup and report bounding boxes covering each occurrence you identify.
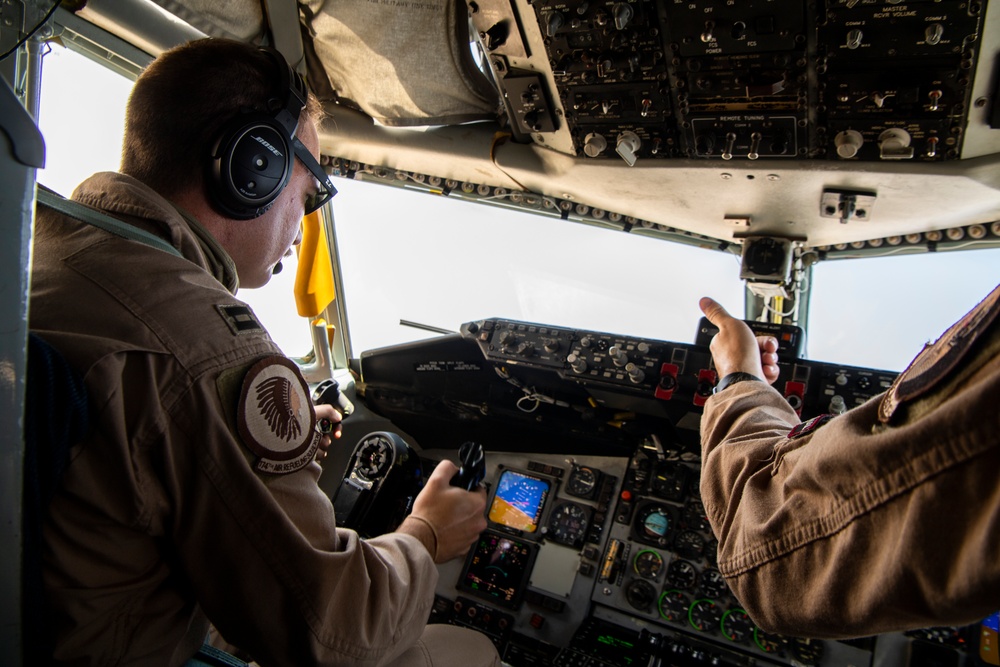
[209,112,295,220]
[208,48,308,220]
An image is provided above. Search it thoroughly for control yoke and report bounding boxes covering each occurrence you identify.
[450,441,486,491]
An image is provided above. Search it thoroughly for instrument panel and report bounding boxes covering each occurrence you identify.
[354,317,983,666]
[476,0,992,163]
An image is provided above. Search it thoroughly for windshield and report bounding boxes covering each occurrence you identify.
[330,178,746,353]
[36,43,1000,372]
[808,250,1000,371]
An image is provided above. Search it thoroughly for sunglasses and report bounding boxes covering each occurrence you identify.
[292,136,338,214]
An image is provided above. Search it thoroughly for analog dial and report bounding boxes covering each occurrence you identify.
[666,559,698,590]
[688,598,722,633]
[625,579,657,612]
[632,550,664,580]
[634,503,675,547]
[682,500,711,532]
[567,465,600,498]
[754,627,784,654]
[545,501,591,547]
[673,530,705,559]
[699,568,729,599]
[657,589,690,623]
[721,608,754,643]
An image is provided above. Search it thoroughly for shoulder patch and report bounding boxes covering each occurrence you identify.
[879,284,1000,423]
[217,303,265,336]
[787,414,833,439]
[237,356,319,474]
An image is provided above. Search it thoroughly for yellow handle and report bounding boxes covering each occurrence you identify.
[294,210,336,318]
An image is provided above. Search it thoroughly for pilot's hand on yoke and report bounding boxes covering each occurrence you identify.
[699,297,780,384]
[403,460,488,564]
[313,403,343,462]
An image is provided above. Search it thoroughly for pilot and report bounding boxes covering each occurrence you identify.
[30,38,498,666]
[697,285,1000,639]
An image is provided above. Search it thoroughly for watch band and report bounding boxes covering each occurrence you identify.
[713,371,763,394]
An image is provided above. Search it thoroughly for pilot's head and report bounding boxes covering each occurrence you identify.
[121,38,333,288]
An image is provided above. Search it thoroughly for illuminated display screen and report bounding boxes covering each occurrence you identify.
[459,532,534,606]
[488,469,550,532]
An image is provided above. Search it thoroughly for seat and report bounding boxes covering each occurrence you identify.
[22,333,90,665]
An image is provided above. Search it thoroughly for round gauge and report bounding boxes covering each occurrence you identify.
[673,530,705,559]
[791,638,825,665]
[634,503,675,547]
[720,608,754,643]
[632,550,664,580]
[688,598,722,633]
[567,465,599,498]
[625,579,658,612]
[355,437,392,481]
[699,568,729,599]
[666,559,698,590]
[546,501,590,547]
[657,589,690,623]
[682,500,711,533]
[754,627,784,654]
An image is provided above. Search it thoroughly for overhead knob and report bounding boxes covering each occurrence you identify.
[612,3,633,30]
[834,130,864,159]
[829,395,847,414]
[516,341,535,357]
[568,354,588,373]
[925,23,944,46]
[608,346,629,367]
[616,131,642,167]
[544,11,565,37]
[543,340,559,353]
[583,133,608,158]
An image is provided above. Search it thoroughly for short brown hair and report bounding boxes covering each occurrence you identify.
[121,38,321,198]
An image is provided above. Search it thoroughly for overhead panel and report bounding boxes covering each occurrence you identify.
[489,0,988,163]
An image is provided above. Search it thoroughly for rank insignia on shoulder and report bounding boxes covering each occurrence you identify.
[217,303,265,336]
[787,414,833,439]
[237,356,319,474]
[879,284,1000,423]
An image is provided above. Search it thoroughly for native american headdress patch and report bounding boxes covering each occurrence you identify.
[237,356,318,474]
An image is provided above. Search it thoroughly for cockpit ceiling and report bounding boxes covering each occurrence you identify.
[75,0,1000,252]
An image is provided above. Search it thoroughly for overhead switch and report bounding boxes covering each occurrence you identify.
[615,131,642,166]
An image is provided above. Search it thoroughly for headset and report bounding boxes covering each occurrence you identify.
[208,47,309,220]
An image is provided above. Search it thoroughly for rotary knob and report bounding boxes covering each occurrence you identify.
[626,362,645,384]
[583,133,608,158]
[834,130,864,159]
[608,346,629,367]
[568,353,588,374]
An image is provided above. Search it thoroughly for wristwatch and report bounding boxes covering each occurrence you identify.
[713,371,763,394]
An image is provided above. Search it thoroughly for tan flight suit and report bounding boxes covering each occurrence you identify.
[30,173,499,667]
[699,283,1000,639]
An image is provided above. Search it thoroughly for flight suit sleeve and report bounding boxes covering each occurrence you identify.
[162,362,439,667]
[699,345,1000,639]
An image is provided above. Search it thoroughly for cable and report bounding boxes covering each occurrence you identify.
[0,0,61,62]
